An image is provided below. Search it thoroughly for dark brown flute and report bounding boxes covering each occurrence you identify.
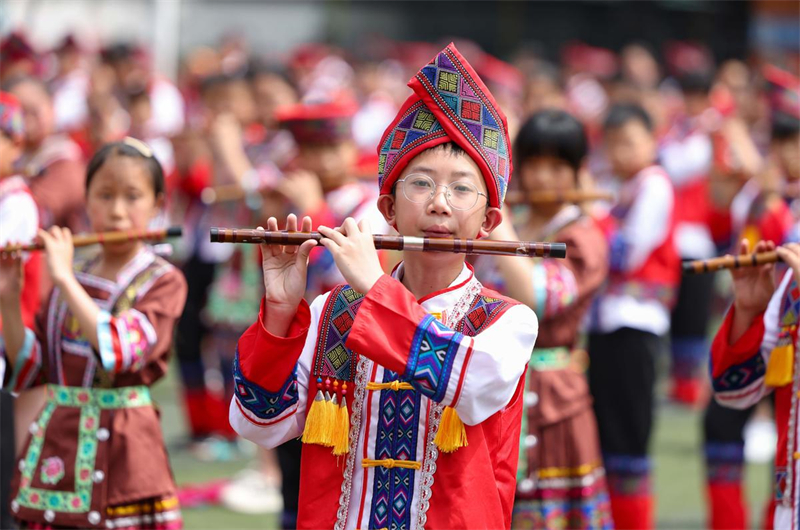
[683,251,781,274]
[505,189,614,205]
[0,227,183,253]
[210,227,567,259]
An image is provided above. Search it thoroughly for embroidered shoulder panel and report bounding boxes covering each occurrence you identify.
[313,285,364,381]
[456,292,515,337]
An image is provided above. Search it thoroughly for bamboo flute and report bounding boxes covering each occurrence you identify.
[0,227,183,253]
[683,251,781,274]
[210,227,567,259]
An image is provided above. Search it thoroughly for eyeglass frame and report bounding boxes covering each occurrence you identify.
[394,173,489,211]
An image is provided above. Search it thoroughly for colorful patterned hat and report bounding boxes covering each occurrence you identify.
[377,43,512,208]
[275,100,357,144]
[0,91,24,141]
[764,64,800,121]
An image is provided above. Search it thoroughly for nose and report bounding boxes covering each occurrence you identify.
[110,197,126,218]
[427,185,452,215]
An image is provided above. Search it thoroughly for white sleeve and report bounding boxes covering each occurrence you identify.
[450,304,538,425]
[619,175,673,271]
[0,192,39,246]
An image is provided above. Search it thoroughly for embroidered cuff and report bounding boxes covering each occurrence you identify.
[710,306,766,378]
[233,348,299,422]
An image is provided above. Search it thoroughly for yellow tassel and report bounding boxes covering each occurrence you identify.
[302,390,334,446]
[434,406,468,453]
[332,397,350,456]
[765,342,794,387]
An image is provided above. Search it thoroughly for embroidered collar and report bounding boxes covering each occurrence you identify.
[391,261,480,316]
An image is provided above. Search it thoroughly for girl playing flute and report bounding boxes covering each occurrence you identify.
[477,109,613,529]
[228,43,538,529]
[0,139,187,529]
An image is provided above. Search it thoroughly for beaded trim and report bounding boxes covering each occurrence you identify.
[334,356,371,530]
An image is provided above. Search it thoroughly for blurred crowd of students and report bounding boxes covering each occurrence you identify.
[0,27,798,529]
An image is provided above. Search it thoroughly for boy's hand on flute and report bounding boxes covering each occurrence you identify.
[318,218,384,294]
[776,242,800,286]
[38,227,75,288]
[260,214,317,335]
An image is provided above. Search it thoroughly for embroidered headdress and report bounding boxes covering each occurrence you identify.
[377,43,512,208]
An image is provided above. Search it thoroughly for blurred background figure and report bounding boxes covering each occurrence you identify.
[0,1,797,528]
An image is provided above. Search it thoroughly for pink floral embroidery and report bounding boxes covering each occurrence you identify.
[40,456,65,485]
[84,417,96,430]
[71,497,81,508]
[80,468,90,480]
[30,493,39,503]
[78,392,90,403]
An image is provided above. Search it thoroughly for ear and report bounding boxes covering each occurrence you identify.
[477,207,503,239]
[377,194,398,231]
[154,192,166,215]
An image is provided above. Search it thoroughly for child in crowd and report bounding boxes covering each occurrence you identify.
[0,138,187,529]
[588,103,681,530]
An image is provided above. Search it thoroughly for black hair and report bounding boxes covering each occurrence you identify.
[425,142,467,157]
[85,140,164,197]
[514,109,587,171]
[676,70,714,95]
[772,112,800,141]
[604,103,654,133]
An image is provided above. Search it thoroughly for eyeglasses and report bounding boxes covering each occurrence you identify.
[396,174,487,211]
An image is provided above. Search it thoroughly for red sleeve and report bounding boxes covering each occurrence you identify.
[758,202,795,245]
[710,305,766,378]
[345,275,429,374]
[237,297,311,392]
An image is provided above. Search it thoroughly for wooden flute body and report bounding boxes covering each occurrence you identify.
[0,227,183,253]
[209,227,567,259]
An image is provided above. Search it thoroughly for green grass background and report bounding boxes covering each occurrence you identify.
[151,360,772,530]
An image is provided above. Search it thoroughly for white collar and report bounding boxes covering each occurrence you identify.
[391,261,479,316]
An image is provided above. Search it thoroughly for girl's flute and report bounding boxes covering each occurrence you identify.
[683,251,780,274]
[505,189,614,205]
[210,227,567,259]
[0,227,183,253]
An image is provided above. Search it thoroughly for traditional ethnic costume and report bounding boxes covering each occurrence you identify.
[230,43,539,530]
[0,90,41,530]
[588,165,680,530]
[704,67,800,530]
[2,247,187,529]
[475,205,614,529]
[710,262,800,530]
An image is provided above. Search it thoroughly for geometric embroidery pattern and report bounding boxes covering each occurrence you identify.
[370,369,421,530]
[780,279,800,327]
[456,295,511,337]
[711,350,766,393]
[377,45,511,207]
[413,47,511,205]
[313,285,364,381]
[233,348,299,420]
[406,315,461,402]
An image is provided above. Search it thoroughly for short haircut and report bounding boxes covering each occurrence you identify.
[514,109,587,171]
[86,140,165,197]
[772,111,800,141]
[424,142,467,158]
[677,70,714,95]
[604,103,654,133]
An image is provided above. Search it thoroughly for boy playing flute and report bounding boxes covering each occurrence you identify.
[229,43,538,529]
